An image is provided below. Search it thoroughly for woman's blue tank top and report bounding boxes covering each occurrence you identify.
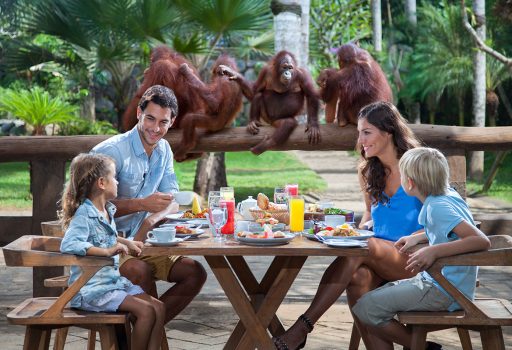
[371,186,423,242]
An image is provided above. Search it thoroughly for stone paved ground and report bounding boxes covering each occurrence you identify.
[1,151,511,349]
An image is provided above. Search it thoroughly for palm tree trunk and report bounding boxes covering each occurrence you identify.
[371,0,382,52]
[405,0,420,124]
[468,0,486,181]
[271,0,303,64]
[193,153,228,199]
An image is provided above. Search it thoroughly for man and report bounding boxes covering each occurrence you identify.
[92,85,206,323]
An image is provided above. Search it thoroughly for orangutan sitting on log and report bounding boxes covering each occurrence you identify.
[222,50,320,155]
[317,43,393,127]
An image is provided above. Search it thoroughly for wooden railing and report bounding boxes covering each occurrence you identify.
[1,124,512,295]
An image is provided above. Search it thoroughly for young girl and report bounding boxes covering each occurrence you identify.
[60,153,165,350]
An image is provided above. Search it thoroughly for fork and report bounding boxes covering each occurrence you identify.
[314,234,326,242]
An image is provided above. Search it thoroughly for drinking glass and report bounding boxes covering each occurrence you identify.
[220,187,234,200]
[285,184,299,196]
[210,203,228,242]
[274,187,287,205]
[289,195,305,233]
[208,191,221,208]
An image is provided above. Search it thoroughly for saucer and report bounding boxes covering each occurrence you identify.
[146,238,183,247]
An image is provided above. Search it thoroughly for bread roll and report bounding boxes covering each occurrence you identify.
[257,193,269,210]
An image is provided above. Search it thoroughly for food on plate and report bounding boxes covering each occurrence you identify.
[181,208,209,219]
[255,213,280,225]
[307,204,324,213]
[236,225,287,239]
[257,192,270,210]
[317,223,359,237]
[273,231,286,238]
[191,196,202,214]
[175,225,193,234]
[324,207,344,215]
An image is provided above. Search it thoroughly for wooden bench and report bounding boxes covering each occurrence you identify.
[397,234,512,350]
[3,235,131,350]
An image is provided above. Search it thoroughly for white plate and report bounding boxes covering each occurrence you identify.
[186,219,209,226]
[175,228,205,238]
[323,239,367,248]
[146,238,184,247]
[236,233,295,246]
[165,212,189,221]
[307,229,374,241]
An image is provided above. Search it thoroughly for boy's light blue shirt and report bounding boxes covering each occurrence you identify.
[92,127,179,238]
[60,199,135,308]
[419,188,478,311]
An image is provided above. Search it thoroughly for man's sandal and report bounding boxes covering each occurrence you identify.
[273,314,314,350]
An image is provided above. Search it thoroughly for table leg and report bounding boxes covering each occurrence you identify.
[236,256,306,349]
[205,256,274,350]
[224,256,289,348]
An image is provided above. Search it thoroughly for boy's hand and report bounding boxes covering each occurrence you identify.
[125,240,143,257]
[108,243,129,257]
[406,246,437,273]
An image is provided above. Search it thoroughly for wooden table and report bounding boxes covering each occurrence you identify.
[142,233,369,350]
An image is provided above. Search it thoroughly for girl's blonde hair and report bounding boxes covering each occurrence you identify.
[399,147,449,197]
[59,153,114,229]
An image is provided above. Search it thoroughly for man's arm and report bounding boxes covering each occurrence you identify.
[131,201,179,241]
[111,192,174,217]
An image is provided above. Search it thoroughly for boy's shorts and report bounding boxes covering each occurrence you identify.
[120,254,183,281]
[352,275,452,327]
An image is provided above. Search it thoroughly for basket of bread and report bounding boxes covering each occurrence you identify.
[249,193,290,225]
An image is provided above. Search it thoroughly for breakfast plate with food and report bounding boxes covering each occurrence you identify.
[166,209,209,221]
[235,230,295,246]
[174,225,205,238]
[304,223,374,241]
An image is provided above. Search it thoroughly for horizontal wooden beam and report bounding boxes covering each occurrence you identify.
[1,124,512,162]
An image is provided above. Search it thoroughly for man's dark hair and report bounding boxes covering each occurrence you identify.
[138,85,178,118]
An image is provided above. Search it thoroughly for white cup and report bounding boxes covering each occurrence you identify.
[172,191,195,205]
[147,227,176,242]
[236,220,251,232]
[324,215,346,227]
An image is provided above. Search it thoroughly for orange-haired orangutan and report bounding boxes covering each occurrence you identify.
[122,46,204,131]
[222,50,320,155]
[172,54,246,162]
[317,43,393,126]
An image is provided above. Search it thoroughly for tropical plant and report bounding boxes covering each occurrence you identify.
[0,87,78,135]
[310,0,371,70]
[404,2,473,125]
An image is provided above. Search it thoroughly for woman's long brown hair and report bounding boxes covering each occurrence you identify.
[357,102,421,205]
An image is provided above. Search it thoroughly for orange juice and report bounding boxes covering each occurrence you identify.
[289,196,304,232]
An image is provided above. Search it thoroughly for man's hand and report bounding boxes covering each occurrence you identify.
[142,192,174,213]
[132,201,180,242]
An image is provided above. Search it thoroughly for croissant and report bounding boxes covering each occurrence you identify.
[257,193,270,210]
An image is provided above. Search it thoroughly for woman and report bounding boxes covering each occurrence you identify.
[274,101,423,350]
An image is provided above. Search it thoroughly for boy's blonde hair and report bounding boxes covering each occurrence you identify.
[399,147,449,196]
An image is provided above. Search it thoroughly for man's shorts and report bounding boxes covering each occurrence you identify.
[120,254,183,281]
[352,275,452,327]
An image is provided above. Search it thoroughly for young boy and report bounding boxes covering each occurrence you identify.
[352,147,490,350]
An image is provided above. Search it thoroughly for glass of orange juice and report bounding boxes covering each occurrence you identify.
[289,195,305,233]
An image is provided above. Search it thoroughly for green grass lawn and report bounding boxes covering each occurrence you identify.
[467,151,512,203]
[0,151,327,210]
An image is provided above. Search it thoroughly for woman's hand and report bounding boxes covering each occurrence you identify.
[395,232,427,254]
[405,246,437,273]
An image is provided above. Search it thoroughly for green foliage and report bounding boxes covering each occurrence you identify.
[403,2,473,124]
[0,152,327,210]
[310,0,371,70]
[0,87,78,135]
[58,120,118,136]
